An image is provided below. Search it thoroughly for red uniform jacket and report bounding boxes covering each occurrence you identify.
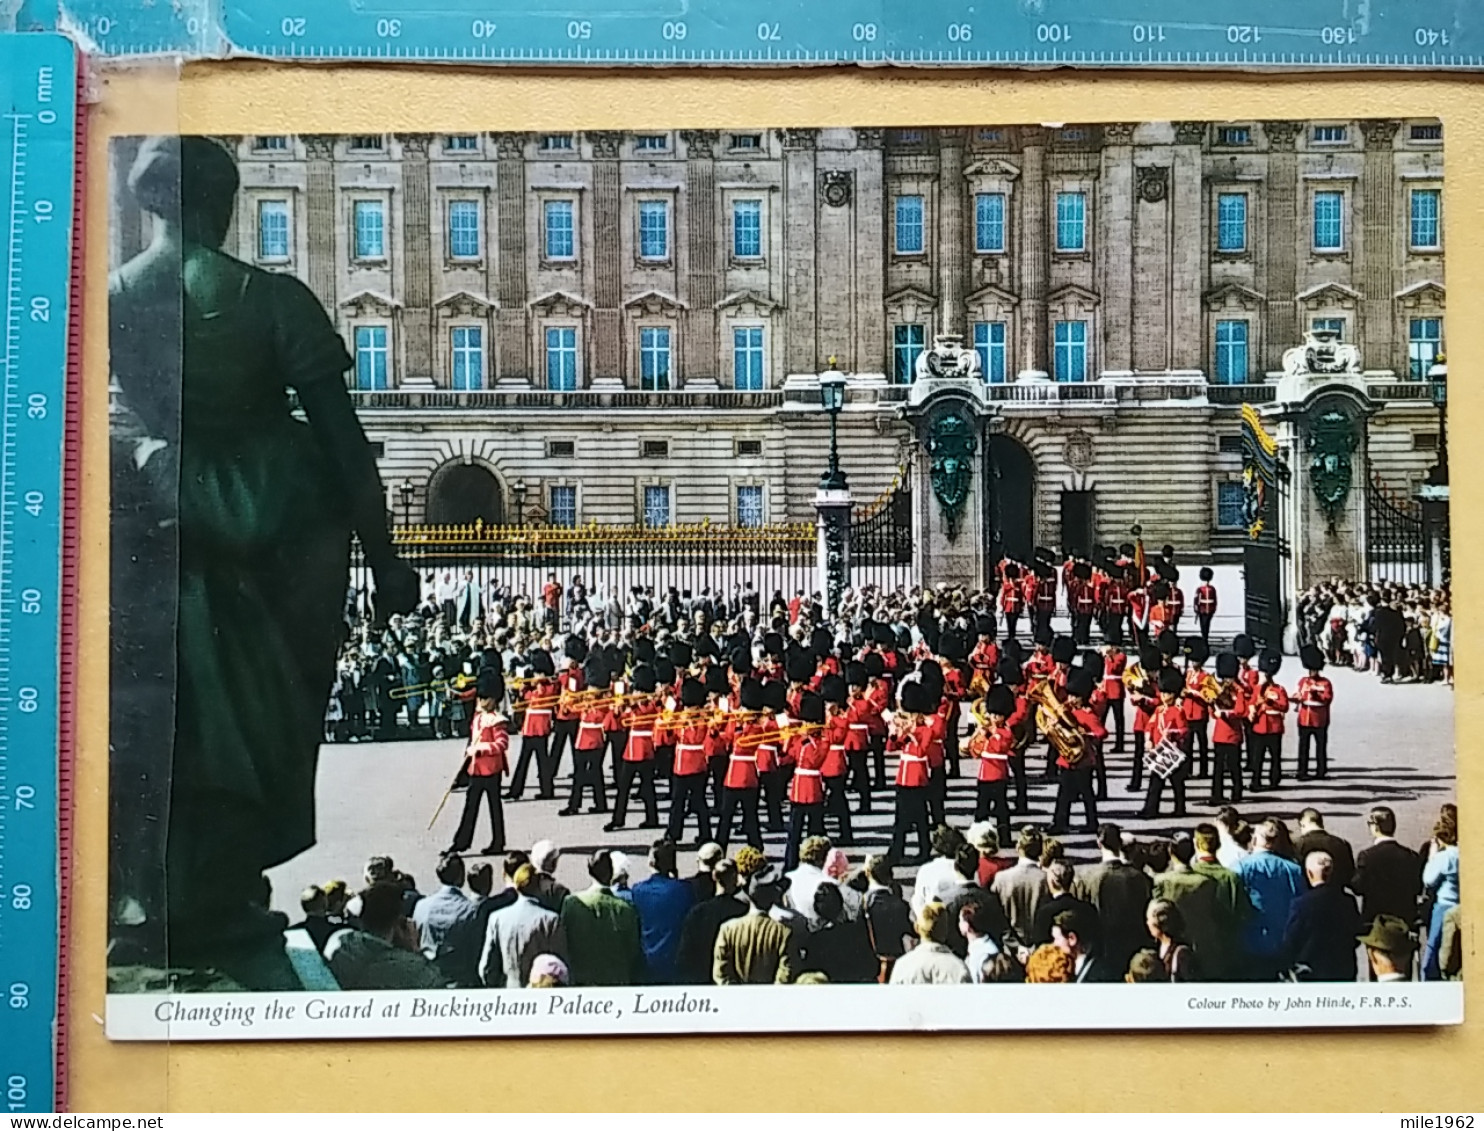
[890,723,933,788]
[1021,573,1040,608]
[1061,708,1108,770]
[1104,578,1129,616]
[1128,589,1151,633]
[1026,652,1054,678]
[1250,681,1291,736]
[821,714,850,779]
[844,695,874,753]
[521,680,556,738]
[1239,664,1261,698]
[788,736,827,804]
[969,641,1000,680]
[971,724,1014,782]
[466,710,510,776]
[1102,650,1127,701]
[1035,577,1058,613]
[999,578,1024,615]
[1195,584,1218,616]
[1070,578,1097,617]
[1169,586,1185,620]
[943,666,967,701]
[575,704,613,751]
[619,698,658,762]
[1183,669,1211,723]
[924,711,948,769]
[667,722,711,776]
[1126,665,1158,732]
[1210,684,1248,746]
[1297,675,1334,729]
[724,715,765,790]
[554,669,587,721]
[1146,703,1189,750]
[866,680,891,728]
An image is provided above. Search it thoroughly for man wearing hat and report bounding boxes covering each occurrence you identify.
[1208,652,1248,806]
[1195,567,1219,643]
[968,685,1017,844]
[998,561,1025,642]
[759,680,791,833]
[1101,560,1129,645]
[1138,668,1192,820]
[1296,645,1335,781]
[1181,638,1213,779]
[886,682,934,866]
[1249,652,1291,792]
[1068,561,1097,646]
[448,669,509,856]
[549,636,588,787]
[1125,643,1163,794]
[1047,667,1105,835]
[844,661,878,815]
[561,656,614,816]
[606,664,662,832]
[1099,639,1128,756]
[1360,915,1418,982]
[783,692,829,872]
[661,677,715,846]
[716,677,768,852]
[508,648,558,801]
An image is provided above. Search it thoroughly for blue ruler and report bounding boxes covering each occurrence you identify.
[0,32,76,1116]
[13,0,1484,65]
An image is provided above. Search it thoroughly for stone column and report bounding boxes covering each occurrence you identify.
[1171,122,1206,370]
[938,128,967,334]
[815,486,853,615]
[782,129,819,374]
[854,129,886,376]
[1099,124,1136,372]
[681,130,719,384]
[1361,119,1402,367]
[398,133,433,384]
[1017,127,1049,377]
[304,135,338,315]
[1261,121,1302,372]
[588,130,624,383]
[492,132,530,384]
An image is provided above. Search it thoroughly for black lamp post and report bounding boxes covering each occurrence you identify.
[397,480,413,527]
[1428,358,1448,487]
[819,361,848,491]
[512,478,527,527]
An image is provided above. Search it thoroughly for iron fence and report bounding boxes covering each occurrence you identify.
[1366,473,1429,586]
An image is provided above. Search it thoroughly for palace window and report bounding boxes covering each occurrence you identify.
[728,133,762,151]
[1055,192,1086,252]
[253,135,289,151]
[550,485,577,528]
[348,135,383,152]
[547,440,576,458]
[1217,126,1251,146]
[733,326,765,390]
[894,195,925,255]
[640,326,672,390]
[642,440,670,459]
[893,323,925,384]
[353,200,386,260]
[1216,482,1245,529]
[450,326,484,390]
[444,135,479,152]
[975,128,1004,144]
[353,326,390,390]
[1053,320,1088,382]
[1312,124,1348,144]
[643,484,671,528]
[974,192,1006,253]
[539,134,574,152]
[736,439,763,457]
[1411,123,1443,141]
[545,326,579,390]
[1410,188,1441,250]
[634,133,669,152]
[638,200,670,260]
[447,200,480,260]
[732,199,763,259]
[1313,191,1344,251]
[544,200,575,261]
[973,321,1007,383]
[257,199,290,261]
[737,485,765,528]
[1409,317,1443,380]
[1312,316,1346,339]
[1214,320,1249,385]
[1217,193,1247,252]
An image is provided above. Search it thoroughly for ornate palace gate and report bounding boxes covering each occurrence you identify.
[1241,404,1292,651]
[1365,473,1434,586]
[848,469,917,593]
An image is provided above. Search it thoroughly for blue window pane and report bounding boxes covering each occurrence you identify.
[635,134,668,151]
[353,200,385,259]
[639,201,669,259]
[737,485,764,527]
[1217,193,1247,252]
[1053,320,1088,382]
[448,200,480,259]
[733,326,765,390]
[893,323,925,384]
[445,135,478,151]
[1313,125,1348,144]
[1411,189,1441,249]
[546,326,578,390]
[544,200,575,260]
[451,326,483,390]
[643,485,670,528]
[1312,317,1345,339]
[1409,317,1443,380]
[733,200,762,259]
[973,321,1007,383]
[353,326,389,390]
[1055,192,1086,252]
[640,326,672,391]
[1313,191,1344,250]
[1217,483,1246,528]
[895,195,924,254]
[258,200,289,260]
[550,485,577,528]
[974,193,1005,253]
[1214,320,1249,385]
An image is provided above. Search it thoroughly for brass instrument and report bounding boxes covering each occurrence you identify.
[1212,679,1240,713]
[389,673,476,700]
[1186,671,1221,704]
[737,721,823,749]
[1027,678,1092,767]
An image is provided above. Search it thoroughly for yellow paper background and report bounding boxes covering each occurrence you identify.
[71,62,1482,1112]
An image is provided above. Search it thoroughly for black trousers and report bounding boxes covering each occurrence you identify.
[761,767,789,832]
[848,750,874,814]
[1141,765,1188,819]
[1093,746,1108,800]
[1243,721,1258,773]
[451,774,505,853]
[1249,733,1283,791]
[784,801,825,872]
[666,773,712,844]
[928,765,946,827]
[1129,728,1147,791]
[566,746,608,812]
[1003,609,1020,641]
[550,718,578,781]
[974,778,1012,843]
[1184,719,1210,778]
[1033,609,1054,638]
[612,759,659,826]
[1072,613,1094,645]
[1010,752,1029,813]
[708,757,728,811]
[870,734,887,790]
[824,774,854,843]
[944,710,961,777]
[607,730,629,791]
[1298,725,1330,779]
[507,732,551,799]
[717,786,763,851]
[888,786,932,865]
[1053,763,1100,831]
[1210,741,1244,805]
[1198,612,1213,642]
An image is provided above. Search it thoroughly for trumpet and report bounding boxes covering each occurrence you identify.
[389,674,475,699]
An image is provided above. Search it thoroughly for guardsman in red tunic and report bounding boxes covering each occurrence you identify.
[864,651,891,791]
[1181,637,1213,779]
[844,661,877,815]
[817,674,854,845]
[969,614,1000,694]
[717,677,768,851]
[1100,640,1128,755]
[1048,665,1107,835]
[1296,645,1335,781]
[448,669,510,856]
[938,632,969,779]
[1232,633,1260,773]
[1125,643,1162,793]
[550,635,588,783]
[1044,636,1078,780]
[1208,652,1247,807]
[758,679,790,833]
[998,656,1032,814]
[916,666,949,826]
[999,561,1025,642]
[703,663,733,808]
[1195,566,1219,643]
[783,691,828,872]
[969,684,1017,843]
[1032,560,1059,639]
[1102,566,1130,644]
[886,681,934,865]
[606,663,662,832]
[661,677,714,846]
[561,656,613,817]
[507,648,558,801]
[1069,561,1098,645]
[1138,667,1192,820]
[1248,651,1291,792]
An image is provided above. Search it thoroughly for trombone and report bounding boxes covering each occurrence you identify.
[389,674,475,700]
[736,721,822,749]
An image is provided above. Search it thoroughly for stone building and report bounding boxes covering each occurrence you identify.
[109,121,1447,564]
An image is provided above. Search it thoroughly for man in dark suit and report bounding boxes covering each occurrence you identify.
[1072,823,1153,971]
[1031,859,1099,946]
[1368,597,1406,683]
[1052,906,1119,983]
[1351,805,1424,929]
[1282,851,1364,981]
[1295,807,1355,889]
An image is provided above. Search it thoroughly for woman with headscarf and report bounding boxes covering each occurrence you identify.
[108,136,418,988]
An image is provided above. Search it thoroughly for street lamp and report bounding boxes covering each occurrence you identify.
[818,360,848,491]
[1428,357,1448,487]
[512,478,527,527]
[397,480,413,527]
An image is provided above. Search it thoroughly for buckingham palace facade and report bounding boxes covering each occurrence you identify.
[110,122,1447,558]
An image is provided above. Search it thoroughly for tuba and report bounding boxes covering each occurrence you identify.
[1027,679,1092,768]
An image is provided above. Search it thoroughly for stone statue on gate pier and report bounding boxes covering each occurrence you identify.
[914,330,983,382]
